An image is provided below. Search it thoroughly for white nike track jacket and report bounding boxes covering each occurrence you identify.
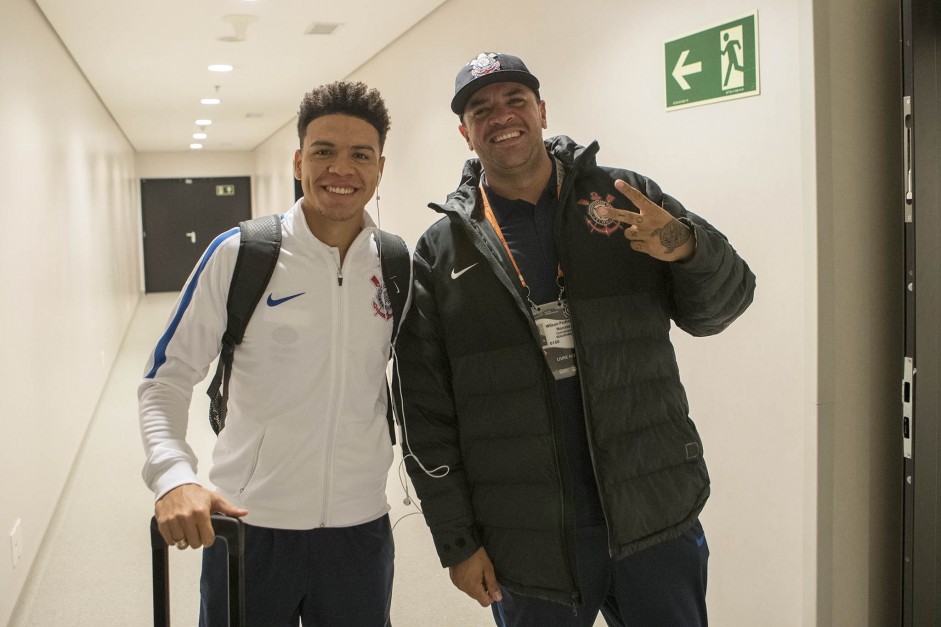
[139,200,395,530]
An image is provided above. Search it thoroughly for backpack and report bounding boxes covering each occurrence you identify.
[206,214,411,441]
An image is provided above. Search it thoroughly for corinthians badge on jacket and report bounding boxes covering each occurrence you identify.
[370,276,393,320]
[579,191,623,236]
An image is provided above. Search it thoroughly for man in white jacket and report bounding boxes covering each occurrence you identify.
[139,81,397,626]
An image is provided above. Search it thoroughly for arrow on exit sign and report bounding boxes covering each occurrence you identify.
[672,50,702,90]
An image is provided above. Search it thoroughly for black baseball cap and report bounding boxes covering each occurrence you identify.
[451,52,541,115]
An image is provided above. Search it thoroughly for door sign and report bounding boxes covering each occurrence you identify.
[665,12,760,111]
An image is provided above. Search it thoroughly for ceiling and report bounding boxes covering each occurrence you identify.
[34,0,448,153]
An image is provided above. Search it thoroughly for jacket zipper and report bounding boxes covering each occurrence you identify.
[317,229,374,526]
[546,150,599,603]
[554,146,616,555]
[320,247,346,526]
[238,429,267,495]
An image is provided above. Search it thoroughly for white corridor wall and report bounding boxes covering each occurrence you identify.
[0,0,141,624]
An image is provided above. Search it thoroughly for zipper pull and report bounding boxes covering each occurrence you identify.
[571,591,580,616]
[337,269,343,286]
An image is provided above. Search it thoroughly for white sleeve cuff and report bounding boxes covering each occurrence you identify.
[152,461,203,502]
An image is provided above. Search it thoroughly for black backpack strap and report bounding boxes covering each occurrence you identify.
[374,229,411,343]
[374,229,412,444]
[207,215,282,434]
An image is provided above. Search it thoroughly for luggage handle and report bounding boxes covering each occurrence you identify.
[149,514,245,626]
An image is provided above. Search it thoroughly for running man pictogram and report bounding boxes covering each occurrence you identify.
[721,27,745,89]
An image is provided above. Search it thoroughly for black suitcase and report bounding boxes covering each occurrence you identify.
[149,514,245,626]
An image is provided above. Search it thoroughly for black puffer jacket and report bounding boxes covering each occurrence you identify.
[396,136,755,606]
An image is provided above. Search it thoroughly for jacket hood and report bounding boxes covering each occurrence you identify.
[432,135,600,218]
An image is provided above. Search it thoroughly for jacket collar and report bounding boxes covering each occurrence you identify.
[432,135,600,220]
[287,197,378,258]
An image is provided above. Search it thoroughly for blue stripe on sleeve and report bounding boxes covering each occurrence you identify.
[144,227,240,379]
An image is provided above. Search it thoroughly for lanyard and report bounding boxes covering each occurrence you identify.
[479,172,565,307]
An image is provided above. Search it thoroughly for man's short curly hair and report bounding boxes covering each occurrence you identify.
[297,81,391,150]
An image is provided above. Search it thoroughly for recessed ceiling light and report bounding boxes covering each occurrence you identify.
[195,119,213,126]
[190,143,203,150]
[193,132,208,139]
[208,64,233,72]
[201,98,221,105]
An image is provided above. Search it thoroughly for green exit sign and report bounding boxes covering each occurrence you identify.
[665,12,760,111]
[216,184,235,196]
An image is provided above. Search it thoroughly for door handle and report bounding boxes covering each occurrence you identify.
[185,231,196,244]
[903,96,913,217]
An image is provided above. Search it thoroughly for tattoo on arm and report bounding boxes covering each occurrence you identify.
[655,220,691,254]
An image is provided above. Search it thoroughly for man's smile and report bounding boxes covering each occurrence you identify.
[323,185,356,195]
[492,131,522,143]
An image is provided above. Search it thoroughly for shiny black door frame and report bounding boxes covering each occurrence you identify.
[901,0,941,623]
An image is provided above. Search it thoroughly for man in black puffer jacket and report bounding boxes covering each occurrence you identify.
[395,52,756,627]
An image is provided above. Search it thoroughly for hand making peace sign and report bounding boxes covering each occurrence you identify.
[594,179,696,263]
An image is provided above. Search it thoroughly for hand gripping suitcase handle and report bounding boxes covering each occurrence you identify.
[150,514,246,626]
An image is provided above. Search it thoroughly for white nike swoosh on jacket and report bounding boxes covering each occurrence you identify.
[450,263,479,279]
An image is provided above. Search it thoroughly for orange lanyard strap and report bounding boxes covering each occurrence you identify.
[479,180,564,293]
[480,182,528,288]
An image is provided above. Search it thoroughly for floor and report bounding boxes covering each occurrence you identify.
[9,292,573,626]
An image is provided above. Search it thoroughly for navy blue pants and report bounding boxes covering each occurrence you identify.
[492,521,708,627]
[199,515,394,627]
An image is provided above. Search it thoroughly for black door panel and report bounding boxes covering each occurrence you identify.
[141,177,252,293]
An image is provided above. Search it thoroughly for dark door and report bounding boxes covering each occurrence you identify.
[141,176,252,292]
[901,0,941,624]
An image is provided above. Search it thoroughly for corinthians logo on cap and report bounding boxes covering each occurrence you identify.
[469,53,501,78]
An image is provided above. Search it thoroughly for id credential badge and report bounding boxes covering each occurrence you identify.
[533,300,577,380]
